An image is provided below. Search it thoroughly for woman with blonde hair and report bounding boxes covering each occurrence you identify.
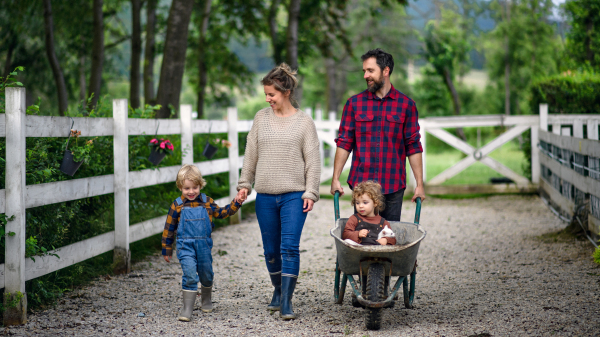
[236,63,320,320]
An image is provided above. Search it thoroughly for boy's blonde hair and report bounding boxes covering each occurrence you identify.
[352,181,385,213]
[176,164,207,190]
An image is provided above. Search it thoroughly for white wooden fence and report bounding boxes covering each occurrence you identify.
[536,104,600,240]
[0,88,266,324]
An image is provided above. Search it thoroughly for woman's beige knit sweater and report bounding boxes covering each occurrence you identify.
[237,107,321,201]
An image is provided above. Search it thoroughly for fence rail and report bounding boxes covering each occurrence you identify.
[536,104,600,241]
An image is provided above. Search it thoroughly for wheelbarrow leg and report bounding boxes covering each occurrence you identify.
[334,260,347,304]
[403,265,417,309]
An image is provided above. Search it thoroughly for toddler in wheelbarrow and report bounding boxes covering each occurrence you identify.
[330,182,426,330]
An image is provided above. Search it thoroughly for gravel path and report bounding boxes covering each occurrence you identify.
[7,195,600,336]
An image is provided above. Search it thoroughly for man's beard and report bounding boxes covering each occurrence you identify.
[367,76,384,93]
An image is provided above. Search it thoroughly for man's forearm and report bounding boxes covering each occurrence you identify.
[333,147,351,180]
[408,152,424,186]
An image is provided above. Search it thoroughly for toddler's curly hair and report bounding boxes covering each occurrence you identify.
[176,164,207,190]
[351,181,385,214]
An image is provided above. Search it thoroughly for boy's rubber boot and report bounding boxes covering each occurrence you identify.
[200,286,213,313]
[178,290,197,322]
[280,276,297,320]
[267,273,282,311]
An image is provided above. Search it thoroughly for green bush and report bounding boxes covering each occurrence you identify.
[530,72,600,115]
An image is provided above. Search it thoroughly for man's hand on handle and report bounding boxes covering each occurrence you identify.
[330,179,344,196]
[411,185,426,203]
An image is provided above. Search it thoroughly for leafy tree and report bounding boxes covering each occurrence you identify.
[563,0,600,70]
[485,0,560,115]
[422,7,472,139]
[187,0,262,118]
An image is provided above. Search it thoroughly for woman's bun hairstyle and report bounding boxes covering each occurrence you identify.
[261,63,299,106]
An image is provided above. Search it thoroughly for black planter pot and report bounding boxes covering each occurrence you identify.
[203,141,218,159]
[60,150,83,176]
[148,147,167,165]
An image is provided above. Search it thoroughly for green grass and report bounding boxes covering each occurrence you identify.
[321,140,526,187]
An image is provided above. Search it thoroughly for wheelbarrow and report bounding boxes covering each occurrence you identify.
[330,191,426,330]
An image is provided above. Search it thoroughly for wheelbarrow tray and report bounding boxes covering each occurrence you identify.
[330,218,426,277]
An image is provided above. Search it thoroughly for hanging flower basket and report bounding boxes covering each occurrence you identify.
[60,120,95,176]
[148,138,174,166]
[60,149,83,176]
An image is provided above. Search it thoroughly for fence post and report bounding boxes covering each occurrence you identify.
[228,107,241,224]
[539,103,548,132]
[180,105,193,165]
[113,99,130,274]
[4,87,27,325]
[531,125,540,185]
[588,119,599,140]
[315,108,324,168]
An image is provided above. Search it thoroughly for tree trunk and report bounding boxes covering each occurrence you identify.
[443,68,466,141]
[130,0,142,108]
[504,0,511,116]
[43,0,68,116]
[286,0,301,106]
[88,0,104,110]
[325,57,347,115]
[196,0,213,119]
[3,34,15,77]
[155,0,195,118]
[143,0,157,105]
[268,0,282,65]
[286,0,300,70]
[79,51,87,102]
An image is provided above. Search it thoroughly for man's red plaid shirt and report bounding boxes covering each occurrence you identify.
[335,84,423,194]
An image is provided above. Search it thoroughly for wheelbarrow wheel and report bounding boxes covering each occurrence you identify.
[364,263,385,330]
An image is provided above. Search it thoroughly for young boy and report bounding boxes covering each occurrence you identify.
[162,164,243,322]
[342,181,396,246]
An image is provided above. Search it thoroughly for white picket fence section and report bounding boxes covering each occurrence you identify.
[536,104,600,239]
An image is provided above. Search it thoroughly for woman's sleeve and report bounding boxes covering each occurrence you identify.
[301,118,321,202]
[237,112,261,194]
[342,216,361,244]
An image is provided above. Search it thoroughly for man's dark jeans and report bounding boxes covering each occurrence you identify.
[353,188,405,222]
[380,189,405,222]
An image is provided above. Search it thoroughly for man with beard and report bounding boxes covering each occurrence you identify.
[330,48,426,222]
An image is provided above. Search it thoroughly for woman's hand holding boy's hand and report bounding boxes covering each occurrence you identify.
[358,229,369,238]
[235,188,248,204]
[163,255,170,263]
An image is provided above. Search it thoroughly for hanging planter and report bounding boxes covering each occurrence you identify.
[148,138,174,166]
[202,122,231,159]
[148,146,168,165]
[60,149,83,176]
[202,141,219,159]
[60,118,95,176]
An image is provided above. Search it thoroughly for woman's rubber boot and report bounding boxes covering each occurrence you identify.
[200,285,213,313]
[267,272,282,311]
[280,276,297,320]
[178,289,197,322]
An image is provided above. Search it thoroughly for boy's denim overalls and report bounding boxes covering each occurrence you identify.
[175,194,213,291]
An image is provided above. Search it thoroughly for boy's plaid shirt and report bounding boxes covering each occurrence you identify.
[161,195,241,256]
[335,84,423,194]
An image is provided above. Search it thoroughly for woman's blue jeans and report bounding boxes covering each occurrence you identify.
[256,191,308,277]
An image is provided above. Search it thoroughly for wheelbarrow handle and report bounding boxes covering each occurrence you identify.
[334,191,340,222]
[414,197,421,225]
